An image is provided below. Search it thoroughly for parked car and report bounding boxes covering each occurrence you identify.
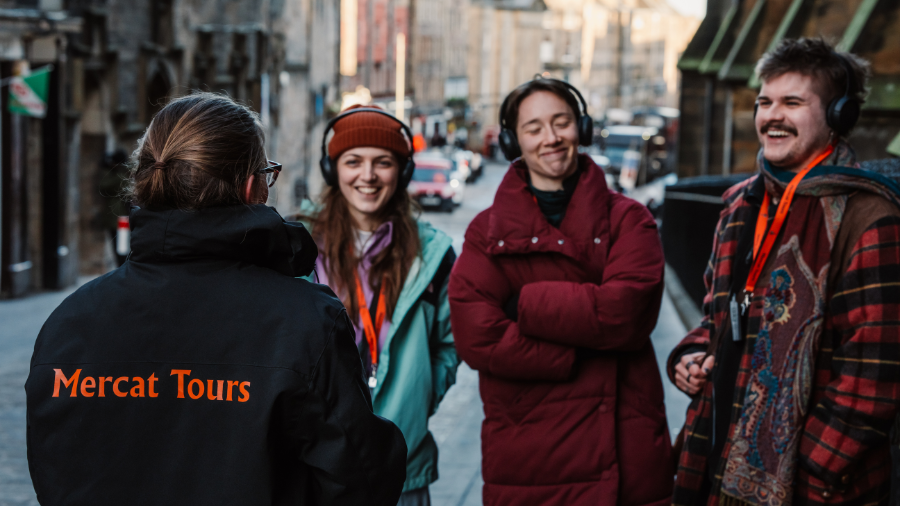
[462,150,484,182]
[449,149,483,183]
[597,125,669,188]
[418,147,483,183]
[408,155,465,212]
[631,106,679,173]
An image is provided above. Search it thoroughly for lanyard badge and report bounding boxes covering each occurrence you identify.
[354,274,386,390]
[730,294,742,342]
[739,145,834,318]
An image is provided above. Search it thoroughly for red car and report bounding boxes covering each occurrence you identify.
[408,156,463,212]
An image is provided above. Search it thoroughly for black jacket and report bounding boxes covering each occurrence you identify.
[25,204,407,505]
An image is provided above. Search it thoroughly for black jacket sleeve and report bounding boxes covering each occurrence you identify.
[292,311,407,505]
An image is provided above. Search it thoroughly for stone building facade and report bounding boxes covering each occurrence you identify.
[0,0,340,298]
[335,0,469,152]
[465,0,546,153]
[465,0,698,152]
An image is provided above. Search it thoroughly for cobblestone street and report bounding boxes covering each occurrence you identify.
[0,285,83,506]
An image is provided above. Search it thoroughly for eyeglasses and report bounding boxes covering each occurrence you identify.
[259,160,282,187]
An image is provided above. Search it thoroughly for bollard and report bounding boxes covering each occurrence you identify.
[116,216,130,256]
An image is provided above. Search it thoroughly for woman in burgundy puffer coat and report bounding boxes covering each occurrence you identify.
[449,78,673,506]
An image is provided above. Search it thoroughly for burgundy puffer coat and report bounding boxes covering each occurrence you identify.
[449,155,673,506]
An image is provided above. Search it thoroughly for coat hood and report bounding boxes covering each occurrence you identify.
[129,204,318,277]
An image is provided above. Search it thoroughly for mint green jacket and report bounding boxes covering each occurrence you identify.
[297,202,460,492]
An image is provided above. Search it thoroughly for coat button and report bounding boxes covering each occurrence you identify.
[498,240,504,247]
[821,490,832,500]
[558,239,564,245]
[598,403,608,413]
[532,237,538,243]
[594,238,601,244]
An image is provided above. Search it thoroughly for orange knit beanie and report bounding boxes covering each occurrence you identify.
[327,105,412,161]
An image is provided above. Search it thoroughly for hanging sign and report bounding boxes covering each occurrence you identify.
[8,67,50,118]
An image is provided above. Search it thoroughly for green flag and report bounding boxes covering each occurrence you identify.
[8,68,50,118]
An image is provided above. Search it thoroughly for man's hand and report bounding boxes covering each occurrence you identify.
[674,352,714,396]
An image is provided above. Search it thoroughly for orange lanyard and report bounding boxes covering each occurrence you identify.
[743,145,834,303]
[354,273,386,367]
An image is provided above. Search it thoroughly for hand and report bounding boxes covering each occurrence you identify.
[674,352,714,396]
[503,292,520,322]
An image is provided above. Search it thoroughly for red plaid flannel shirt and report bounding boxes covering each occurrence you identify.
[668,175,900,505]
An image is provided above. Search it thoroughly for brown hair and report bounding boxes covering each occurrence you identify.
[756,37,870,107]
[304,159,420,322]
[502,78,582,131]
[127,92,267,210]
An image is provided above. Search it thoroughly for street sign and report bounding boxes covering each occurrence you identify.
[8,67,50,118]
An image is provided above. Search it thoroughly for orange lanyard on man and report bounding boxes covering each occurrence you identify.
[354,273,386,388]
[740,144,835,312]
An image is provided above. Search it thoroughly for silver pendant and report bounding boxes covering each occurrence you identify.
[368,375,378,388]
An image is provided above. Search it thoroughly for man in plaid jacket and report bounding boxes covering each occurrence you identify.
[668,38,900,506]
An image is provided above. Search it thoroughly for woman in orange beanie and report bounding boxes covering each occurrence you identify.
[297,105,459,505]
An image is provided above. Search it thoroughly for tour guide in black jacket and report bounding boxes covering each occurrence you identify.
[25,204,407,505]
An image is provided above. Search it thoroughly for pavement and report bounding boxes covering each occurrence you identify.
[0,161,695,506]
[0,283,84,506]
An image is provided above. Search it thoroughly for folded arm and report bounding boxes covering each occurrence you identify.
[449,230,576,382]
[516,202,664,351]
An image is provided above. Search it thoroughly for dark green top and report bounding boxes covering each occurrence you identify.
[527,163,582,228]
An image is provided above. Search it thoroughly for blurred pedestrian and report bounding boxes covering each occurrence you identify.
[26,93,407,506]
[430,127,446,148]
[668,38,900,505]
[296,104,460,506]
[98,149,130,266]
[448,77,673,506]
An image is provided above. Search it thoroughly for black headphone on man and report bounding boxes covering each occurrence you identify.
[498,77,593,161]
[754,51,861,136]
[319,107,416,188]
[825,53,861,135]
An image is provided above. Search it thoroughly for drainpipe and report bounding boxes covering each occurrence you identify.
[700,77,713,176]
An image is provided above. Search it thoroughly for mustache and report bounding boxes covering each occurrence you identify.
[760,122,798,136]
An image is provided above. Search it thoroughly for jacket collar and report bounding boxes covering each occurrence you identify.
[129,204,318,277]
[744,173,767,208]
[487,154,610,261]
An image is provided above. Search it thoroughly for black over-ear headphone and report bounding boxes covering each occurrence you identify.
[826,53,861,135]
[753,51,861,135]
[498,77,593,161]
[319,107,416,188]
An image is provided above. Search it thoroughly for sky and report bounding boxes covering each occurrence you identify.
[666,0,706,19]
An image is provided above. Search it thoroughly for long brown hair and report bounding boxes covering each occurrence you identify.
[126,92,267,210]
[306,162,420,321]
